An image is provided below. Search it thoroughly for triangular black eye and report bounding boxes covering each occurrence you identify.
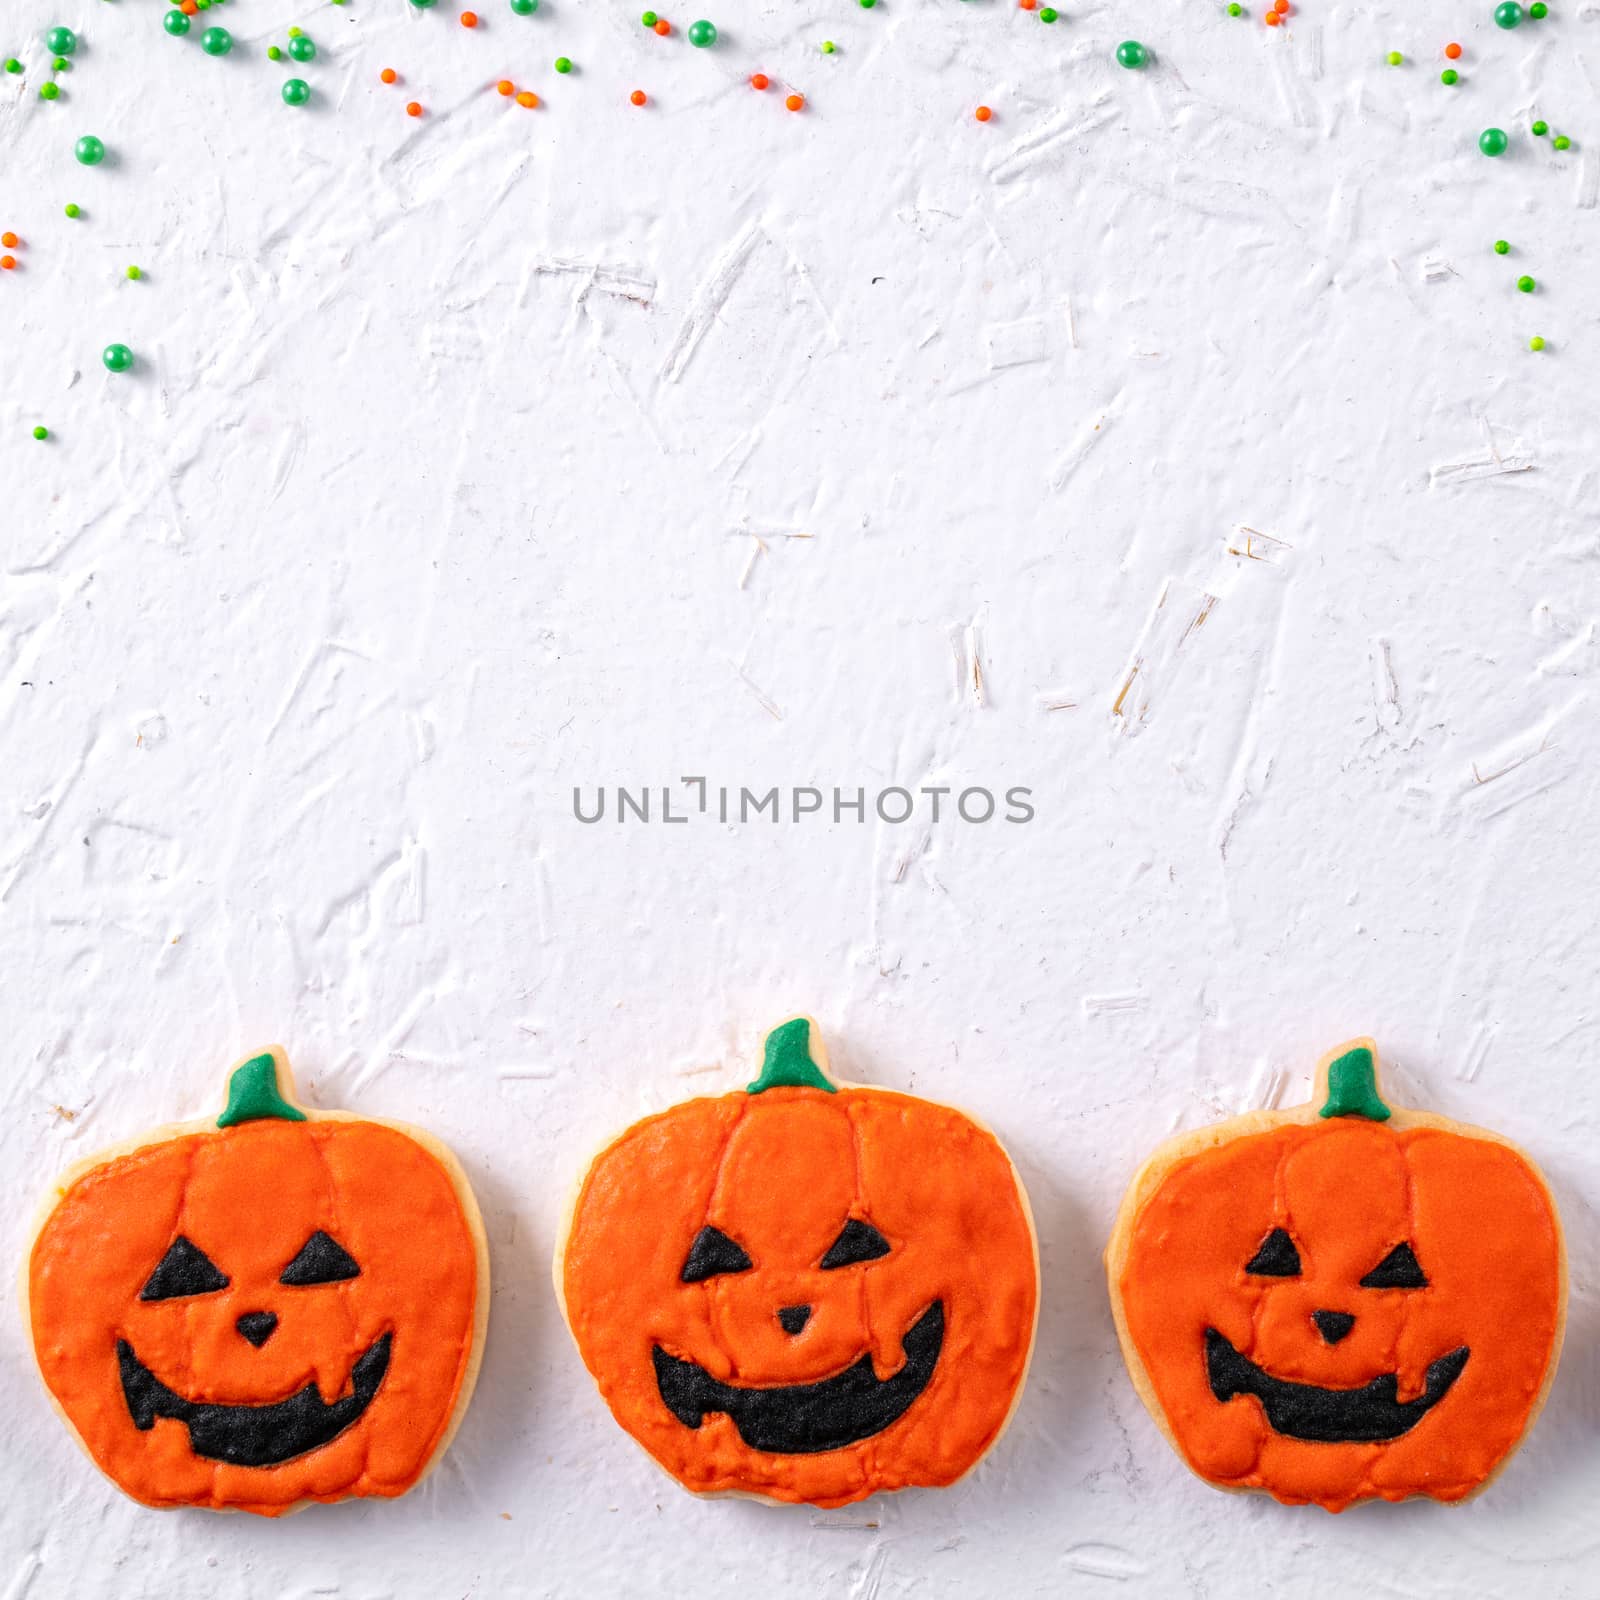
[819,1218,892,1270]
[140,1236,229,1301]
[1360,1241,1429,1289]
[681,1225,753,1283]
[1244,1227,1302,1277]
[279,1230,361,1287]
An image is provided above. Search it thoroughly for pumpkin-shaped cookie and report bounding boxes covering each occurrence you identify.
[1106,1039,1566,1511]
[556,1017,1039,1506]
[24,1048,489,1515]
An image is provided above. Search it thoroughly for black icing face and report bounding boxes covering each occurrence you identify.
[1204,1230,1470,1443]
[656,1216,942,1454]
[119,1231,389,1467]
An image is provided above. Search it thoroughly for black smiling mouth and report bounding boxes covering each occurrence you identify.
[652,1300,944,1454]
[1205,1328,1470,1443]
[116,1332,392,1468]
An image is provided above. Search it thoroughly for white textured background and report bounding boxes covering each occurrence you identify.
[4,0,1599,1593]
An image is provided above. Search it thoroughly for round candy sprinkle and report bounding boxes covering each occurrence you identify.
[821,38,835,51]
[1,231,16,247]
[1479,126,1508,155]
[509,0,537,12]
[64,202,80,217]
[102,342,133,372]
[1494,239,1510,253]
[1529,335,1545,350]
[750,71,768,88]
[0,255,14,270]
[1444,41,1462,57]
[409,0,436,8]
[287,25,302,36]
[785,91,804,110]
[1530,1,1547,14]
[381,66,397,81]
[1019,0,1035,10]
[687,17,715,44]
[1531,119,1548,136]
[653,17,669,32]
[1116,38,1147,66]
[288,33,315,58]
[1039,6,1057,19]
[975,103,992,121]
[859,0,875,7]
[630,87,646,104]
[33,426,48,441]
[53,56,70,70]
[1387,50,1402,64]
[75,134,105,164]
[1228,3,1242,14]
[1441,68,1458,83]
[497,78,513,94]
[282,77,309,103]
[1265,9,1280,20]
[554,54,571,71]
[126,263,141,279]
[406,99,422,114]
[200,25,232,53]
[164,11,190,34]
[4,58,21,73]
[1274,0,1288,11]
[516,88,537,105]
[1517,274,1535,292]
[40,81,59,99]
[642,9,657,22]
[461,10,478,24]
[45,25,77,55]
[1554,134,1571,149]
[1494,1,1522,24]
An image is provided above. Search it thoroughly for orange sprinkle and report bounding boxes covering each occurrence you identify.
[461,10,478,24]
[0,232,17,248]
[1274,0,1288,10]
[975,105,992,122]
[380,67,398,83]
[516,89,538,107]
[750,72,769,89]
[179,1,197,13]
[406,101,423,116]
[1264,10,1280,21]
[1444,41,1462,58]
[497,78,514,94]
[654,17,670,33]
[785,92,804,111]
[0,256,14,271]
[1019,0,1036,10]
[631,89,647,105]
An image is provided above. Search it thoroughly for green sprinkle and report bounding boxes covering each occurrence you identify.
[287,33,315,59]
[1440,67,1458,83]
[282,76,309,104]
[1553,134,1571,150]
[859,0,875,7]
[1116,38,1148,67]
[1387,50,1402,65]
[74,134,105,164]
[287,23,303,35]
[821,37,835,51]
[1531,119,1548,135]
[1517,274,1535,292]
[1529,335,1546,350]
[1038,5,1057,17]
[1479,126,1508,156]
[1494,0,1523,24]
[200,24,232,53]
[64,202,80,217]
[40,80,59,98]
[45,25,77,55]
[53,55,70,70]
[409,0,437,8]
[102,341,134,372]
[33,425,48,441]
[641,8,657,22]
[1529,0,1548,14]
[509,0,538,12]
[165,11,191,35]
[1228,3,1242,14]
[687,17,716,45]
[266,43,281,57]
[3,58,22,73]
[126,263,141,279]
[554,54,571,71]
[1494,238,1510,253]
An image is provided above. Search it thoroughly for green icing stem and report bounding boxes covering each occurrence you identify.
[1318,1045,1391,1121]
[217,1052,307,1127]
[746,1017,836,1094]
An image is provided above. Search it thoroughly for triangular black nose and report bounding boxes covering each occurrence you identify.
[236,1311,279,1347]
[1312,1309,1356,1345]
[777,1304,812,1336]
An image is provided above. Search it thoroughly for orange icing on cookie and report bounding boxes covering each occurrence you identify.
[1115,1048,1563,1512]
[559,1020,1038,1506]
[27,1054,482,1515]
